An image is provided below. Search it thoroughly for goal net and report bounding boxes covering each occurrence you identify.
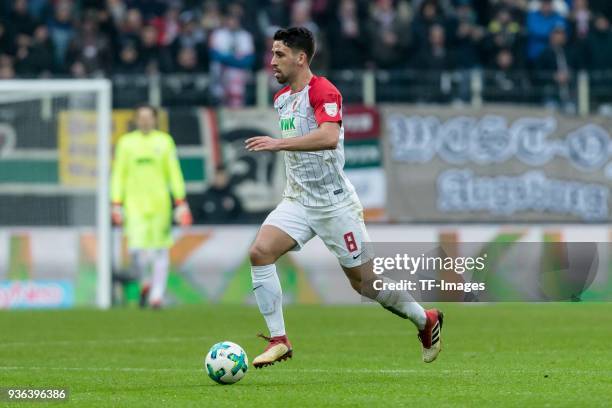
[0,80,112,309]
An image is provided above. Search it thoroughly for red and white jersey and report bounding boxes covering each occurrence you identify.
[273,75,357,208]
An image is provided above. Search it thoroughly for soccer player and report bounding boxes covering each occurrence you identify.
[111,104,192,308]
[245,27,443,368]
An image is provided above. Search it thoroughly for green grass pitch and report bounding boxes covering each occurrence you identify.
[1,303,611,407]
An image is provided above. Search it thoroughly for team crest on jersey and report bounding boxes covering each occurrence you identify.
[324,103,338,117]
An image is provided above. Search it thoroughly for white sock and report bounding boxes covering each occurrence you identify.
[375,277,427,330]
[131,249,151,286]
[251,264,285,337]
[149,249,169,303]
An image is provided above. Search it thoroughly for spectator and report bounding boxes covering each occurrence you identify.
[483,6,524,65]
[536,25,577,111]
[175,46,200,73]
[0,54,15,79]
[169,10,207,70]
[586,14,612,71]
[28,0,49,21]
[536,24,578,73]
[115,41,143,74]
[488,0,527,23]
[11,0,37,37]
[174,11,206,49]
[150,2,181,46]
[366,0,411,69]
[527,0,569,16]
[290,0,320,36]
[118,8,144,46]
[139,24,172,74]
[487,48,530,101]
[47,0,75,72]
[15,24,55,76]
[124,0,167,20]
[589,0,612,22]
[450,0,485,69]
[209,7,255,107]
[70,60,88,78]
[290,1,326,70]
[0,19,16,58]
[201,0,223,33]
[526,0,566,62]
[413,24,456,71]
[412,0,446,52]
[257,0,290,32]
[328,0,368,69]
[193,164,243,224]
[569,0,592,41]
[66,14,112,76]
[107,0,127,27]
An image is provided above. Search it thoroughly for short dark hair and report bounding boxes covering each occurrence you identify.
[273,27,315,62]
[135,103,158,118]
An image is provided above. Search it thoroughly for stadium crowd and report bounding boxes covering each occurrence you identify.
[2,0,612,106]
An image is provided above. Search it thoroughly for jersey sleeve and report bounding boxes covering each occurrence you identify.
[164,136,187,202]
[110,137,127,204]
[309,79,342,126]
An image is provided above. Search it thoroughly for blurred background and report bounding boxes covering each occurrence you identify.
[0,0,610,309]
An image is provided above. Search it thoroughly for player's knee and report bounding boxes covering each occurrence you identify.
[249,242,277,266]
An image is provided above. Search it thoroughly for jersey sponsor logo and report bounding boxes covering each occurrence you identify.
[280,117,296,131]
[324,103,338,117]
[333,188,343,195]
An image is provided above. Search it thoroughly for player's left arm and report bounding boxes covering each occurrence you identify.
[165,136,192,226]
[245,122,339,152]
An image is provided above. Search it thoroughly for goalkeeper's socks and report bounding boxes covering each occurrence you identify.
[150,249,169,303]
[251,264,286,337]
[375,277,427,330]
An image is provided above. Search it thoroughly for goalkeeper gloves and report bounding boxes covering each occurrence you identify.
[111,203,123,225]
[174,199,193,226]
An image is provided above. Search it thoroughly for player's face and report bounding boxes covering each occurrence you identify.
[270,40,302,84]
[135,108,156,133]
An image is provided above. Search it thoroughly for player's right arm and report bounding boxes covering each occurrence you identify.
[110,137,128,224]
[245,122,339,152]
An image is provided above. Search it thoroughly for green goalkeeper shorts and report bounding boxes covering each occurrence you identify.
[125,213,173,249]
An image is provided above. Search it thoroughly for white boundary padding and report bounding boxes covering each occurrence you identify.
[0,79,113,309]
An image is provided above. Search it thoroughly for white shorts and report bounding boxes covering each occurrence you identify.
[263,198,371,268]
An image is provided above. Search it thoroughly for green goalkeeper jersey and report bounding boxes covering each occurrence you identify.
[111,129,186,248]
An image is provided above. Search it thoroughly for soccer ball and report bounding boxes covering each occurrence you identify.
[204,341,248,384]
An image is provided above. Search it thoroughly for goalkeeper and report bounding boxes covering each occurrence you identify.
[111,104,192,308]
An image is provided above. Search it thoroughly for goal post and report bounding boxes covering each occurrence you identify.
[0,79,112,309]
